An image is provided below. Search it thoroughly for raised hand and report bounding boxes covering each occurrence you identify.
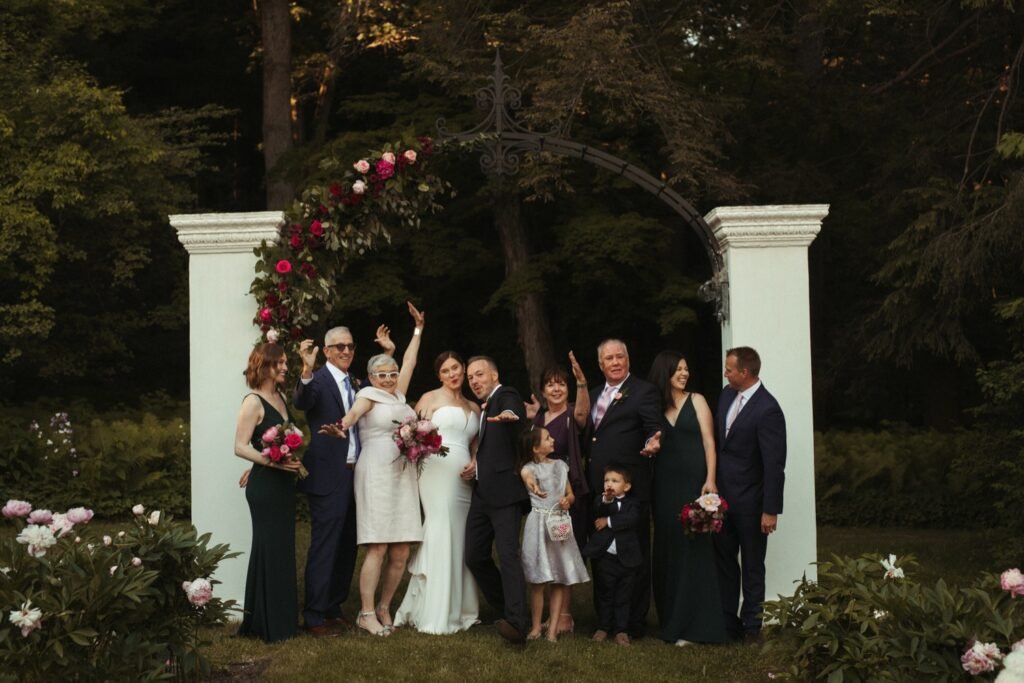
[568,350,586,385]
[374,324,396,355]
[524,394,541,420]
[407,300,425,329]
[486,410,520,423]
[299,339,319,373]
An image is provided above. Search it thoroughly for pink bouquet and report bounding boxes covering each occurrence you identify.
[260,423,309,478]
[679,493,728,537]
[392,417,448,473]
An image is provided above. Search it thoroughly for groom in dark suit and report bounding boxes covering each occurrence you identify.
[713,346,786,641]
[586,339,662,638]
[292,327,360,636]
[464,356,529,644]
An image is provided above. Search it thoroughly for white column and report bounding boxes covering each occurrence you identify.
[170,211,284,607]
[706,204,829,597]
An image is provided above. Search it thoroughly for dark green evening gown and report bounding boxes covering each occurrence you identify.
[652,395,729,644]
[237,395,298,642]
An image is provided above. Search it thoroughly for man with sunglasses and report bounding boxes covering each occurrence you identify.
[293,327,361,636]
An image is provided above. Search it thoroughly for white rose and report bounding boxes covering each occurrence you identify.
[403,149,417,163]
[352,180,367,195]
[132,504,145,515]
[381,152,396,164]
[266,328,280,343]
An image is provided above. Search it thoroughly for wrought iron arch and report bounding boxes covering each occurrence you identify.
[436,51,729,321]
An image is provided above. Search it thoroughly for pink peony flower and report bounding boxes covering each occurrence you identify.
[403,150,417,163]
[354,159,370,174]
[27,509,53,525]
[275,260,292,275]
[375,158,395,180]
[962,641,1003,675]
[2,500,32,518]
[48,513,74,538]
[352,180,367,195]
[183,578,213,606]
[415,419,434,434]
[1001,568,1024,597]
[65,507,93,524]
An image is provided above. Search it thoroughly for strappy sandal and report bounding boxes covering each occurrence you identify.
[375,605,394,634]
[356,611,390,637]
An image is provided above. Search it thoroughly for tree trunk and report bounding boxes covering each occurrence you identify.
[260,0,294,209]
[493,191,556,389]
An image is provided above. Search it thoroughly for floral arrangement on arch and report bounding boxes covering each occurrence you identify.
[250,137,449,343]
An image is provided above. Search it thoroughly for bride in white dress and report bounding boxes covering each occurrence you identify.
[394,351,481,634]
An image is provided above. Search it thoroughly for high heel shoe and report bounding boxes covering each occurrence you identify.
[356,611,390,637]
[375,605,394,634]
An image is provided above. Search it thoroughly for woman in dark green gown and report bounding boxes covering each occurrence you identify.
[233,342,302,642]
[649,351,729,646]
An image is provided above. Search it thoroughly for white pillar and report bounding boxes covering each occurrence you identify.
[170,211,285,607]
[706,204,828,597]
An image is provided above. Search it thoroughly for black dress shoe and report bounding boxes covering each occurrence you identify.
[302,624,341,638]
[325,614,352,629]
[495,619,526,645]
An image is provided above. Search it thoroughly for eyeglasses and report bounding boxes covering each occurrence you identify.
[328,342,356,352]
[372,371,400,380]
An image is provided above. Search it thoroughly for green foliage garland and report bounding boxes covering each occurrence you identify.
[250,137,449,342]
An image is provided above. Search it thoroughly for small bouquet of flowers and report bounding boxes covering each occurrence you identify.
[392,416,448,473]
[260,423,309,478]
[679,492,728,536]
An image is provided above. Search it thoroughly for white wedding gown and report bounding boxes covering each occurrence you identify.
[394,405,480,633]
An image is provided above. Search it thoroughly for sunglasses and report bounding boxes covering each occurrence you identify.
[328,342,356,352]
[372,371,400,380]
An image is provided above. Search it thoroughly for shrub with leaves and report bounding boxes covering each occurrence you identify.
[763,554,1024,681]
[0,500,237,682]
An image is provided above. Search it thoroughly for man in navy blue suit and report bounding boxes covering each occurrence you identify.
[713,346,786,641]
[293,327,360,636]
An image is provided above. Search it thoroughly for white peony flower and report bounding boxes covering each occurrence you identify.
[117,531,126,538]
[148,511,161,526]
[183,578,213,606]
[16,524,57,557]
[132,504,145,515]
[880,554,904,580]
[103,535,112,546]
[8,601,42,637]
[48,512,74,538]
[109,566,118,576]
[697,493,722,512]
[131,557,142,567]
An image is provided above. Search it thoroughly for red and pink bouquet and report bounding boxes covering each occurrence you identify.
[392,416,448,473]
[679,493,728,536]
[260,423,309,478]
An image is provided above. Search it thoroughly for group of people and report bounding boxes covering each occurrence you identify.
[232,301,787,649]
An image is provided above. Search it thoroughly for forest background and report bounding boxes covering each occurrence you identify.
[2,0,1022,436]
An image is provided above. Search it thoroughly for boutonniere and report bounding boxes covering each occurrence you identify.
[614,388,629,402]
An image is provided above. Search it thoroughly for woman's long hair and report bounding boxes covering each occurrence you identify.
[648,350,686,411]
[244,343,285,390]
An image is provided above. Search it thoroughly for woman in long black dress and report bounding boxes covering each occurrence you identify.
[648,351,728,646]
[233,342,304,642]
[525,351,590,635]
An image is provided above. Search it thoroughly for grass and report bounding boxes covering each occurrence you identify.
[199,524,996,682]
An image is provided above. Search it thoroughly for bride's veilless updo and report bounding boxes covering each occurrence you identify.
[244,343,285,389]
[433,351,464,377]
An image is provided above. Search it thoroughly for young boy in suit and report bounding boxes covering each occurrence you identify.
[582,465,642,646]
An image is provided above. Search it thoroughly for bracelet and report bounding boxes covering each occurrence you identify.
[413,328,422,336]
[578,383,587,388]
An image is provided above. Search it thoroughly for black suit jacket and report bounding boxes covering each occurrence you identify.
[587,375,662,501]
[715,383,786,516]
[473,385,528,508]
[581,494,642,568]
[293,366,355,496]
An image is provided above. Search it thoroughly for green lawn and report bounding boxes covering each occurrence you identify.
[200,525,995,682]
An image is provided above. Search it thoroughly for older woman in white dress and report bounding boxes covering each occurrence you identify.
[326,302,424,637]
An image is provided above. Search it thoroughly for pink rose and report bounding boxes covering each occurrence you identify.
[309,220,324,236]
[65,507,93,524]
[269,445,283,462]
[403,150,417,163]
[280,444,290,456]
[2,500,32,518]
[375,158,395,180]
[284,432,303,449]
[259,308,273,323]
[354,159,370,174]
[275,260,292,275]
[27,509,53,525]
[1001,568,1024,597]
[261,426,280,443]
[381,152,396,164]
[614,392,623,401]
[352,180,367,195]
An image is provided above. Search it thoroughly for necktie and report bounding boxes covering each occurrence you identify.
[592,385,616,428]
[725,394,745,436]
[343,376,360,456]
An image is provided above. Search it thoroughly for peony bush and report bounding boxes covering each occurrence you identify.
[1,499,236,681]
[763,554,1024,681]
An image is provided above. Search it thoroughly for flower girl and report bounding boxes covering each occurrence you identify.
[518,427,590,641]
